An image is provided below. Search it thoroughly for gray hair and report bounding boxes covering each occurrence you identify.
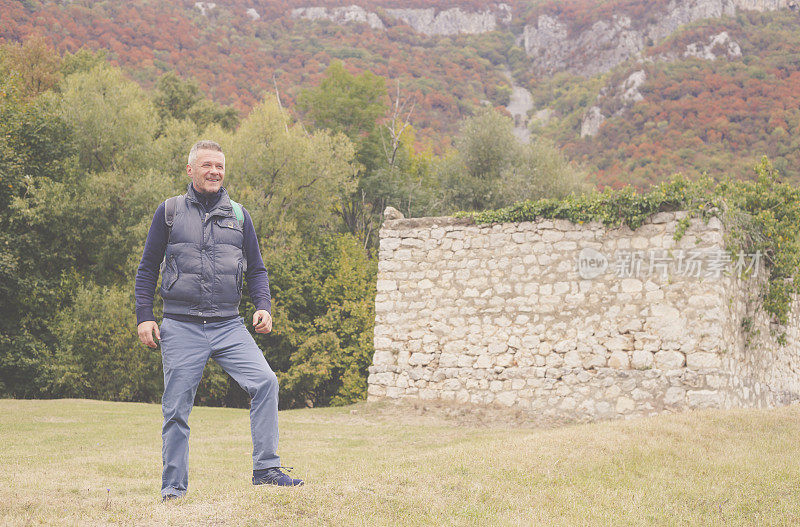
[187,140,224,166]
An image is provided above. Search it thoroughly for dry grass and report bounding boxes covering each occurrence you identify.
[1,398,800,526]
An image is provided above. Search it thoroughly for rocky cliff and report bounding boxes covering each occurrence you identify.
[581,69,647,138]
[291,6,386,31]
[291,4,511,36]
[385,5,511,36]
[523,0,792,77]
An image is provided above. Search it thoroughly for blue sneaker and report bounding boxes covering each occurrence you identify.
[252,466,304,487]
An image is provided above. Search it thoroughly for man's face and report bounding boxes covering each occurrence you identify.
[187,149,225,195]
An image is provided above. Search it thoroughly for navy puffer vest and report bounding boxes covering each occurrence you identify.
[160,184,246,318]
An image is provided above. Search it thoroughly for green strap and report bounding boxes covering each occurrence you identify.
[230,199,244,227]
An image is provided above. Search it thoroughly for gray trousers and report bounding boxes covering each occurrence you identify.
[159,316,280,497]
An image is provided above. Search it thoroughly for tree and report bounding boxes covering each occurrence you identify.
[153,72,201,123]
[297,60,387,168]
[52,282,162,401]
[153,72,239,133]
[61,48,107,77]
[224,94,358,241]
[440,107,520,211]
[262,234,376,408]
[0,43,77,398]
[297,61,393,247]
[296,62,444,245]
[0,39,382,409]
[439,107,588,212]
[60,64,158,173]
[0,36,62,100]
[364,121,442,219]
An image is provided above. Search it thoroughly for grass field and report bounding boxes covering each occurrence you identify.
[2,399,800,526]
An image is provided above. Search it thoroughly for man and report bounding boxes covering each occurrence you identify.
[135,140,303,501]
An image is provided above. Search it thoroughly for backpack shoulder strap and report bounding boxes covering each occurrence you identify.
[164,195,180,229]
[160,195,181,268]
[229,199,247,271]
[230,199,244,228]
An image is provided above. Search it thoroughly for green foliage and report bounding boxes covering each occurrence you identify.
[0,42,377,407]
[61,48,108,77]
[52,282,162,401]
[0,44,77,398]
[296,59,388,234]
[297,60,387,171]
[364,124,441,218]
[461,169,723,228]
[154,72,201,123]
[0,90,73,215]
[439,107,589,212]
[261,234,376,408]
[296,59,415,249]
[153,72,239,133]
[458,106,518,183]
[225,95,358,239]
[529,71,606,137]
[718,158,800,327]
[461,157,800,336]
[59,64,158,172]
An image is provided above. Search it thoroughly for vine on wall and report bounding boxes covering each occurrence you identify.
[458,157,800,342]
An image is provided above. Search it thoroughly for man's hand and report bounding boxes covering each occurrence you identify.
[137,321,161,348]
[253,310,272,334]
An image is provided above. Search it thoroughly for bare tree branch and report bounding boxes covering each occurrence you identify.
[295,177,319,192]
[381,79,416,168]
[272,75,291,134]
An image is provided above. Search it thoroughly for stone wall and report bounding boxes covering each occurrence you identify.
[367,212,800,421]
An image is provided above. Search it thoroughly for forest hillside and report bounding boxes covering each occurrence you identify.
[4,0,800,187]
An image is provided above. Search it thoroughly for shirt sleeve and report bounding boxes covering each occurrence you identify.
[134,202,168,325]
[242,207,272,314]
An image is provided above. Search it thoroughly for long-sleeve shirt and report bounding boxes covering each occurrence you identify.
[134,188,271,325]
